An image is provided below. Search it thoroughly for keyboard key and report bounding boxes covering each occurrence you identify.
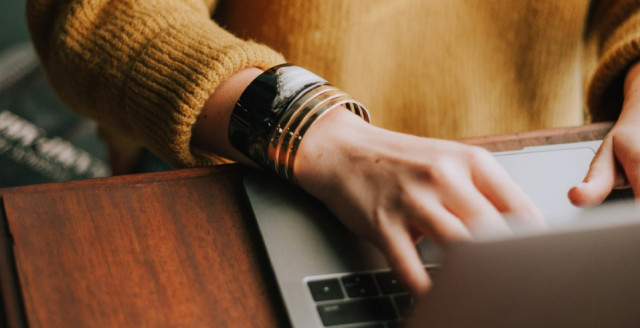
[374,271,405,294]
[308,279,344,301]
[342,274,379,298]
[317,297,398,326]
[393,294,413,318]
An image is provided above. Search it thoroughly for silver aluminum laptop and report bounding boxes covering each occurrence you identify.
[408,203,640,328]
[244,140,636,327]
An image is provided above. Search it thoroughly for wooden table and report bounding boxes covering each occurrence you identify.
[0,123,612,327]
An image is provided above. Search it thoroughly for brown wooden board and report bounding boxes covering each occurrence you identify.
[0,199,28,328]
[2,165,288,327]
[460,122,612,151]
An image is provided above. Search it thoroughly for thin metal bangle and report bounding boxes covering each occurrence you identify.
[282,96,353,180]
[267,86,343,172]
[269,88,343,174]
[285,98,362,183]
[274,91,349,177]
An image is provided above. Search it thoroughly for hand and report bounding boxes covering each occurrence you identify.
[569,62,640,206]
[294,109,545,295]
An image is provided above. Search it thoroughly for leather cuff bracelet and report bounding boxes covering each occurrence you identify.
[229,64,327,167]
[229,64,370,183]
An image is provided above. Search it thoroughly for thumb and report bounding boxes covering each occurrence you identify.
[568,139,619,206]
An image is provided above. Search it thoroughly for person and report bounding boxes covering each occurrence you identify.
[26,0,640,295]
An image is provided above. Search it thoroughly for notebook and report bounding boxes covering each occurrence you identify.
[243,140,636,327]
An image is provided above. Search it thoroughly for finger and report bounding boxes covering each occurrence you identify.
[472,160,546,229]
[439,179,511,237]
[379,225,431,296]
[568,138,625,206]
[406,196,472,246]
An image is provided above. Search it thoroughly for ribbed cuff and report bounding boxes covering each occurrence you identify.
[587,11,640,121]
[123,14,285,168]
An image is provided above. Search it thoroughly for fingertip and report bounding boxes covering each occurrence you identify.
[410,269,431,296]
[570,142,619,207]
[383,233,432,296]
[392,252,432,296]
[568,181,607,207]
[568,183,586,206]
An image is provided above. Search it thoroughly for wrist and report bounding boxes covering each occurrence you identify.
[192,67,263,165]
[227,64,370,182]
[294,108,378,194]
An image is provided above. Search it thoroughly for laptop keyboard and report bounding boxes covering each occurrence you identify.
[307,266,438,327]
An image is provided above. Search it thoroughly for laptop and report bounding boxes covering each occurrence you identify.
[407,204,640,328]
[243,140,638,327]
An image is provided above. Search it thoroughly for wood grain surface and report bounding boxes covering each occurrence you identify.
[2,165,288,327]
[461,122,613,151]
[0,123,613,327]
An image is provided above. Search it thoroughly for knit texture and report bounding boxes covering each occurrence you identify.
[27,0,640,168]
[586,0,640,121]
[27,0,284,167]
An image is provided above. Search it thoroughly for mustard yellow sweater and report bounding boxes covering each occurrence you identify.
[26,0,640,168]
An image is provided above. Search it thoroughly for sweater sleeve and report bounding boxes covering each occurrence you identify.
[585,0,640,122]
[26,0,285,168]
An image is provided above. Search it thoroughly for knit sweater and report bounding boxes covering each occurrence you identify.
[26,0,640,168]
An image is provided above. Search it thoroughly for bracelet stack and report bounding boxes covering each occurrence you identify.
[229,64,370,184]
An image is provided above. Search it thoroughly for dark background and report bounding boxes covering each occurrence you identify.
[0,0,111,188]
[0,0,29,51]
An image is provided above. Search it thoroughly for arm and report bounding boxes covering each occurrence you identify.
[28,0,544,295]
[292,107,544,293]
[197,65,545,294]
[569,0,640,205]
[570,62,640,204]
[26,0,284,168]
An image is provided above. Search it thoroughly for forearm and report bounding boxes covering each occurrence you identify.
[192,68,263,166]
[26,0,284,168]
